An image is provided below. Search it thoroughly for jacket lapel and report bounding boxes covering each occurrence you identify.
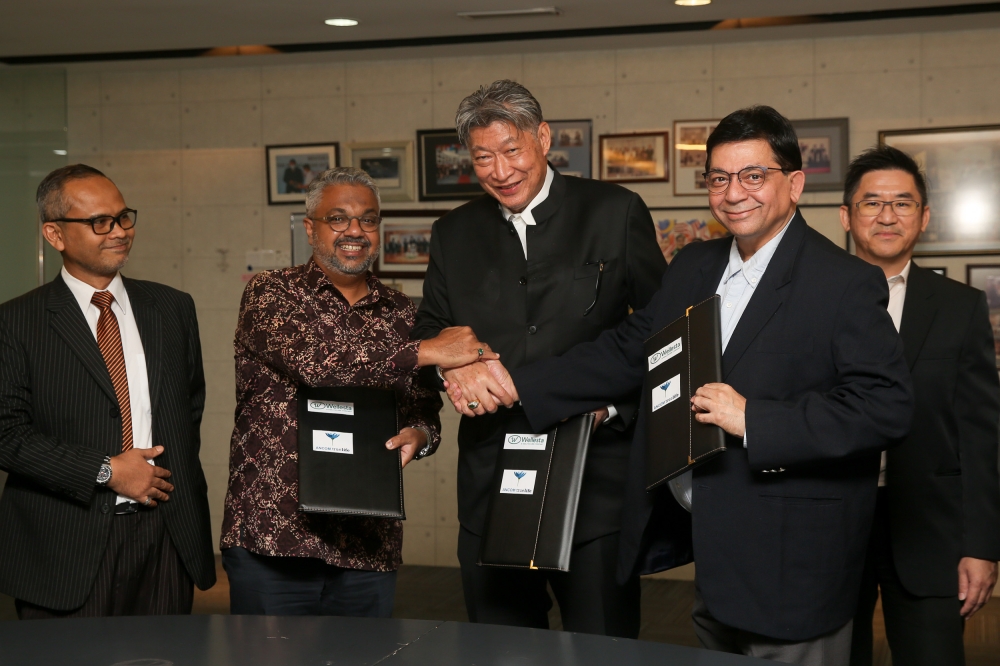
[721,212,805,379]
[125,278,163,410]
[898,264,937,370]
[46,275,118,404]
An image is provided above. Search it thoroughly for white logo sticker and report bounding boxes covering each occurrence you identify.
[648,337,683,371]
[307,400,355,416]
[651,373,682,412]
[500,469,537,495]
[503,433,548,450]
[313,430,354,454]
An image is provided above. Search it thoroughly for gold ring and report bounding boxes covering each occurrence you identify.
[467,401,480,410]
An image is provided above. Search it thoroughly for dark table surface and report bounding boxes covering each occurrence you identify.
[0,615,772,665]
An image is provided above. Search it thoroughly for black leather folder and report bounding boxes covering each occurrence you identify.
[297,386,404,519]
[643,295,725,491]
[478,411,594,571]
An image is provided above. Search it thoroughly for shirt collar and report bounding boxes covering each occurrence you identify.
[499,165,555,226]
[887,260,912,286]
[61,266,128,316]
[303,258,392,309]
[722,212,794,286]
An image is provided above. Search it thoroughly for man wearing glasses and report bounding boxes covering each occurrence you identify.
[477,106,913,664]
[841,147,1000,666]
[0,164,217,617]
[220,167,488,616]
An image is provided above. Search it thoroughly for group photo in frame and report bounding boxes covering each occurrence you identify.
[376,211,448,278]
[416,129,483,201]
[266,143,339,205]
[545,119,593,178]
[673,120,718,196]
[791,118,849,192]
[347,141,415,203]
[599,131,669,183]
[881,124,1000,255]
[966,264,1000,368]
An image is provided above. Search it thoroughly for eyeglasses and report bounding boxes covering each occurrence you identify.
[46,209,137,235]
[702,166,790,194]
[853,200,922,217]
[311,215,382,232]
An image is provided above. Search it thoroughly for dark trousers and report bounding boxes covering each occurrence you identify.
[457,527,640,638]
[16,508,192,619]
[222,546,396,617]
[850,489,965,666]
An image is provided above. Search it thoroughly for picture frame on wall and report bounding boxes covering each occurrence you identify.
[881,125,1000,255]
[376,211,449,279]
[347,141,415,202]
[648,208,729,264]
[266,143,339,205]
[416,129,484,201]
[791,118,849,192]
[673,120,719,196]
[599,131,669,183]
[546,119,592,178]
[965,264,1000,368]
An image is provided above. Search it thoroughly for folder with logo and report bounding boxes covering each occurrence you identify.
[478,412,594,571]
[297,386,404,518]
[643,295,726,491]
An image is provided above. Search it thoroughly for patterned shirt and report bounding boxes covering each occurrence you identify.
[220,260,442,571]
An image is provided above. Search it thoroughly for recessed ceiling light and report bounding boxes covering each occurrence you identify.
[675,0,711,5]
[324,17,359,27]
[53,149,67,155]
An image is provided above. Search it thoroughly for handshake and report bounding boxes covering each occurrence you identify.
[415,326,518,417]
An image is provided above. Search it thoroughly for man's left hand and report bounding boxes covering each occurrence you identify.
[959,557,997,618]
[691,383,747,437]
[385,427,428,468]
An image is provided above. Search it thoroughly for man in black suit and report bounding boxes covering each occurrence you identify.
[841,147,1000,666]
[0,164,216,618]
[473,106,914,664]
[412,80,667,637]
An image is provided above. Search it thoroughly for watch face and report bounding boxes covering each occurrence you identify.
[97,464,112,484]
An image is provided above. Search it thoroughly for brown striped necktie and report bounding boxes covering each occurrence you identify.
[91,291,133,452]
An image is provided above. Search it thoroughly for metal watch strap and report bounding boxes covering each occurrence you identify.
[96,456,112,486]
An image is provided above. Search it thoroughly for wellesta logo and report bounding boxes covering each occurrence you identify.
[310,401,325,410]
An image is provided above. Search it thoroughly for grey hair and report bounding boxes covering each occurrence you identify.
[305,166,381,217]
[455,79,543,147]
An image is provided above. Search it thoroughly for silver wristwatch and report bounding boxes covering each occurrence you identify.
[96,456,112,486]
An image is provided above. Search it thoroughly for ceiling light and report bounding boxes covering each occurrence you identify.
[52,149,67,155]
[458,7,560,19]
[324,18,359,27]
[675,0,711,5]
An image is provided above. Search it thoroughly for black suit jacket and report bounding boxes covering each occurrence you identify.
[0,275,216,610]
[513,212,914,641]
[412,169,667,543]
[887,264,1000,597]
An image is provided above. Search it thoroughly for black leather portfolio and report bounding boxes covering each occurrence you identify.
[478,411,594,572]
[297,386,404,519]
[643,295,726,491]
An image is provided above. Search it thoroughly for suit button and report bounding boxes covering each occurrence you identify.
[509,227,516,235]
[101,504,110,514]
[519,276,527,285]
[109,407,120,418]
[528,325,537,334]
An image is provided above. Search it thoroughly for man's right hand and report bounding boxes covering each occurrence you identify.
[107,446,174,506]
[417,326,498,369]
[442,363,515,416]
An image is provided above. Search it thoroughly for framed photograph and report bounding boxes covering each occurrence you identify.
[377,211,449,278]
[346,141,415,203]
[266,143,339,205]
[673,120,719,196]
[599,131,669,183]
[925,266,948,276]
[881,125,1000,255]
[416,129,483,202]
[546,119,593,178]
[966,264,1000,368]
[648,208,730,264]
[791,118,849,192]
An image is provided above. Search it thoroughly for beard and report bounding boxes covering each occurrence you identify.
[80,240,131,277]
[312,234,379,276]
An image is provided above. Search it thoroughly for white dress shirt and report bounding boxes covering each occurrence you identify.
[500,165,555,258]
[880,260,910,487]
[61,267,153,504]
[669,215,794,511]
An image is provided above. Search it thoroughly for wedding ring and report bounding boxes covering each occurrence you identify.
[477,348,484,357]
[467,401,480,410]
[143,497,152,507]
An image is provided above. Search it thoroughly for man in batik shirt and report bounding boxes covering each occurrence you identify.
[221,167,491,617]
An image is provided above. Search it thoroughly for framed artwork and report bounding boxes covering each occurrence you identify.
[673,120,719,196]
[966,264,1000,368]
[599,131,669,183]
[416,129,483,201]
[791,118,849,192]
[347,141,415,202]
[266,143,339,205]
[546,119,593,178]
[881,125,1000,255]
[648,208,730,264]
[377,211,449,278]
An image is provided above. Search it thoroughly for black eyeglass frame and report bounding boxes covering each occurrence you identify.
[308,214,383,232]
[701,165,791,193]
[45,208,138,235]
